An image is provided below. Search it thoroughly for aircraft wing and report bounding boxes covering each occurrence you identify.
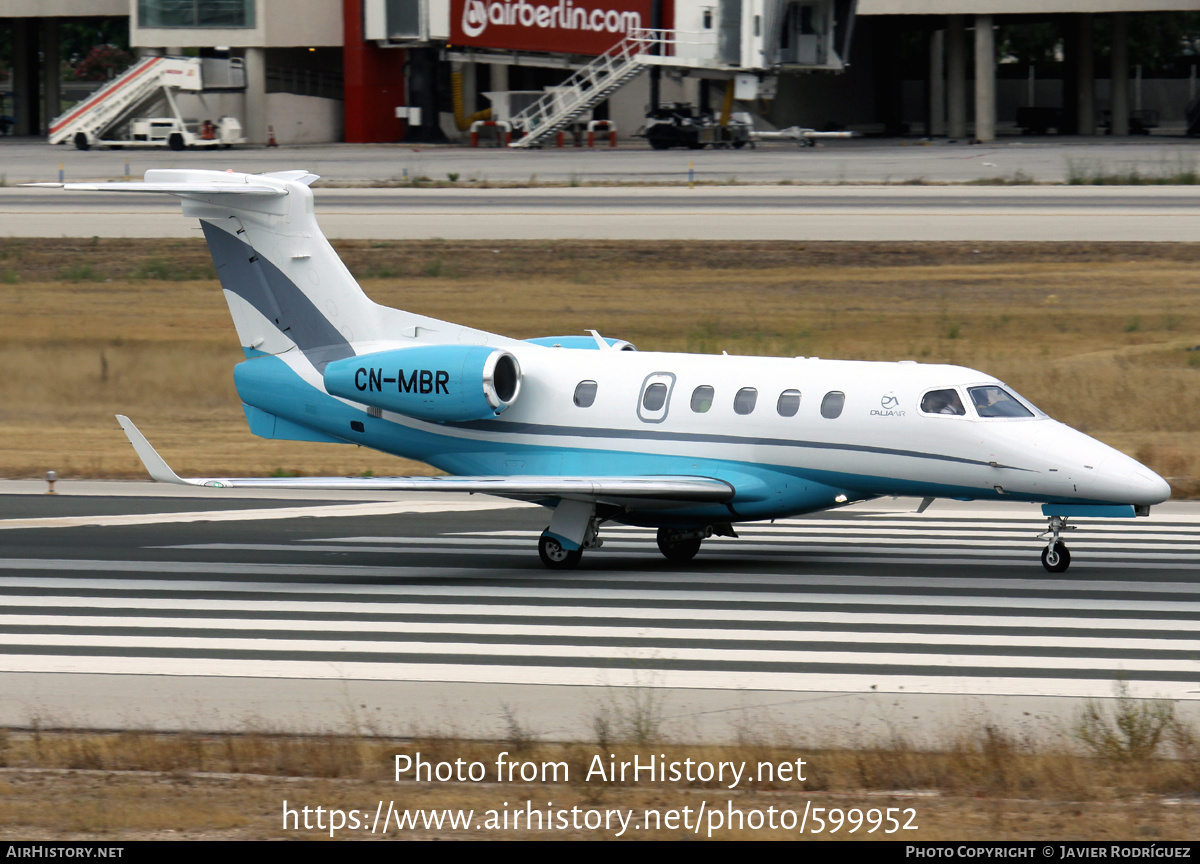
[116,416,733,504]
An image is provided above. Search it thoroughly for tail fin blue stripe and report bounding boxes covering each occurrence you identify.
[201,221,354,369]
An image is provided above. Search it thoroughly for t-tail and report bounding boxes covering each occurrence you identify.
[31,169,510,369]
[32,169,525,444]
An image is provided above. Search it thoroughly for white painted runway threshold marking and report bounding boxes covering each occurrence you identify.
[2,506,1198,698]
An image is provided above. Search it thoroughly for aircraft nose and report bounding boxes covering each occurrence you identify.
[1091,449,1172,506]
[1131,467,1172,506]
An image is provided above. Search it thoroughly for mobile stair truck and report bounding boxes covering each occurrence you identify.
[49,56,247,151]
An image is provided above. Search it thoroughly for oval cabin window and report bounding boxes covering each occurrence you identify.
[820,391,845,419]
[574,380,597,408]
[734,388,758,415]
[777,389,801,417]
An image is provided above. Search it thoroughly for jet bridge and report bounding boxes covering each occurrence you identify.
[48,56,247,151]
[363,0,856,146]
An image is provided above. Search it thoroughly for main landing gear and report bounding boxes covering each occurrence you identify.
[538,532,586,569]
[537,517,737,569]
[1038,515,1076,573]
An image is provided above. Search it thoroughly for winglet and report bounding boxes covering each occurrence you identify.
[115,415,191,485]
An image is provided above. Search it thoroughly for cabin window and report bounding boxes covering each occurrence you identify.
[820,391,845,419]
[643,382,668,411]
[574,380,597,408]
[969,385,1035,418]
[777,389,801,417]
[734,387,758,415]
[691,385,715,413]
[920,388,966,416]
[702,8,713,28]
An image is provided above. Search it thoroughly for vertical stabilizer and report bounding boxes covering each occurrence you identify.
[27,169,521,368]
[158,169,382,367]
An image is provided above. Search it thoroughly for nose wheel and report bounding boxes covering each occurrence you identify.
[1041,541,1071,573]
[1038,515,1076,573]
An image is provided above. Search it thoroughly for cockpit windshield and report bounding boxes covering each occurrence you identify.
[968,385,1035,418]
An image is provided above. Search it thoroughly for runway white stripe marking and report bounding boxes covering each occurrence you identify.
[0,632,1188,672]
[0,570,1197,613]
[0,655,1189,700]
[2,560,1200,595]
[0,614,1184,652]
[2,595,1195,633]
[3,502,1197,697]
[159,539,1200,567]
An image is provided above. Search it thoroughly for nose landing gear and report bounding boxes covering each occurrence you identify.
[1038,515,1076,572]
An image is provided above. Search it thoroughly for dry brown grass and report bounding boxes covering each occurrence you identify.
[2,718,1200,840]
[2,239,1198,492]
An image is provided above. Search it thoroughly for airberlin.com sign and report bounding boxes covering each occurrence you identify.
[450,0,657,56]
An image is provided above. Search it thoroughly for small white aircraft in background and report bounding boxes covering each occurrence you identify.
[35,170,1170,570]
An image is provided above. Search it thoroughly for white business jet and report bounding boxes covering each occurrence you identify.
[34,170,1170,571]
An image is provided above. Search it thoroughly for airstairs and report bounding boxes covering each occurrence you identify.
[507,29,666,148]
[49,56,245,149]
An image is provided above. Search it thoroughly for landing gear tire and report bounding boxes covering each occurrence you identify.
[1041,541,1071,573]
[538,533,582,570]
[73,132,90,151]
[657,528,702,564]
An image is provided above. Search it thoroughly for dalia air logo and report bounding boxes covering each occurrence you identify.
[872,392,905,418]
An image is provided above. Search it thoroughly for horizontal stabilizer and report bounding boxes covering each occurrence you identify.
[25,181,283,195]
[115,416,734,503]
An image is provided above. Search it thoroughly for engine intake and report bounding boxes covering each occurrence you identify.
[324,345,521,422]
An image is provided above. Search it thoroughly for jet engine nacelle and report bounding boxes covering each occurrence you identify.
[324,345,521,422]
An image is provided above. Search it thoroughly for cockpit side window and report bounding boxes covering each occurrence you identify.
[920,388,966,416]
[969,385,1035,418]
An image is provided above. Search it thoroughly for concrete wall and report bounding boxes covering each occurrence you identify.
[264,91,343,143]
[132,0,343,48]
[900,77,1198,134]
[767,59,883,132]
[174,90,343,143]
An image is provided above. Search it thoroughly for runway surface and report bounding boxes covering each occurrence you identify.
[4,185,1200,241]
[3,136,1199,186]
[2,489,1198,697]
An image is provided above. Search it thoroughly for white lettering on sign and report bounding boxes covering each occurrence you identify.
[461,0,642,39]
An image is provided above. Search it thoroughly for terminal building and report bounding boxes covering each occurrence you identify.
[1,0,1198,144]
